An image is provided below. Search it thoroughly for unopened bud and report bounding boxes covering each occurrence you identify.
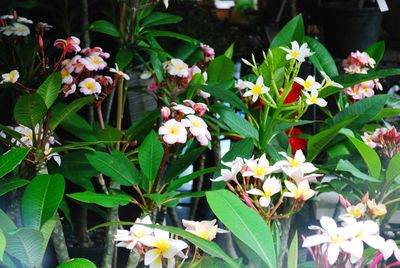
[161,107,171,120]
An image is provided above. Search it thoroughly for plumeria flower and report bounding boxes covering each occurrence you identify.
[194,130,211,146]
[243,154,279,179]
[367,199,387,216]
[17,17,33,24]
[302,216,353,265]
[235,79,247,90]
[158,119,187,145]
[357,80,375,99]
[288,168,323,183]
[140,70,153,80]
[281,41,313,62]
[163,0,169,8]
[12,22,30,36]
[78,78,101,95]
[380,239,400,261]
[110,63,130,80]
[44,143,61,166]
[81,55,107,71]
[243,76,270,102]
[181,115,208,137]
[64,84,76,97]
[320,71,343,88]
[247,176,281,207]
[1,25,15,36]
[81,47,110,59]
[182,219,227,241]
[61,68,73,84]
[164,59,189,78]
[160,107,171,121]
[1,70,19,84]
[114,216,153,250]
[275,150,318,176]
[54,36,81,53]
[283,180,315,201]
[171,103,195,115]
[141,229,188,268]
[303,90,327,107]
[211,157,244,182]
[200,43,215,62]
[12,124,36,146]
[342,203,366,219]
[198,90,210,99]
[362,132,377,148]
[294,75,321,92]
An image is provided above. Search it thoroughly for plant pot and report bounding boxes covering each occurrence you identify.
[320,2,382,57]
[383,0,400,40]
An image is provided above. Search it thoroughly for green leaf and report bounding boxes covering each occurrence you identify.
[67,191,132,208]
[288,232,298,268]
[365,41,385,65]
[307,117,355,162]
[167,167,218,191]
[37,217,57,265]
[207,55,235,83]
[145,30,199,44]
[22,174,65,229]
[222,138,254,162]
[215,107,258,141]
[139,131,164,182]
[269,14,304,49]
[14,93,47,128]
[36,72,62,108]
[86,151,138,186]
[116,48,133,70]
[0,178,29,197]
[336,159,380,182]
[0,231,5,261]
[224,43,235,59]
[347,136,381,179]
[50,96,94,131]
[305,36,338,77]
[90,20,120,37]
[141,12,182,27]
[56,150,98,181]
[0,148,29,178]
[0,209,17,232]
[164,147,206,182]
[387,153,400,182]
[57,258,97,268]
[371,108,400,121]
[5,228,43,267]
[125,109,160,142]
[207,190,276,268]
[96,127,122,143]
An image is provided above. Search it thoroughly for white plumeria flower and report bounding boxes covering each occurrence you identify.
[17,17,33,24]
[140,70,153,80]
[13,124,36,146]
[243,154,279,180]
[164,59,189,78]
[78,78,102,95]
[114,216,153,250]
[243,76,270,102]
[303,90,327,107]
[275,150,318,176]
[380,239,400,261]
[1,70,19,84]
[44,143,61,166]
[198,90,210,99]
[110,63,130,80]
[181,115,208,137]
[61,68,73,84]
[281,41,313,63]
[302,216,353,265]
[361,132,377,148]
[182,219,227,241]
[163,0,169,8]
[141,229,188,268]
[235,79,247,90]
[320,71,343,88]
[171,103,195,115]
[194,128,211,146]
[367,199,387,216]
[211,157,244,182]
[283,180,315,201]
[1,25,15,36]
[247,176,281,207]
[341,203,366,219]
[158,119,187,145]
[64,84,77,97]
[12,22,30,36]
[294,75,321,92]
[287,168,323,183]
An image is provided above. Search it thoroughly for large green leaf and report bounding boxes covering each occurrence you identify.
[139,131,164,182]
[207,190,277,268]
[57,258,97,268]
[0,178,29,197]
[305,36,338,77]
[164,147,206,182]
[125,109,159,143]
[96,127,122,143]
[50,96,94,131]
[215,107,258,141]
[67,191,132,208]
[116,48,133,70]
[386,153,400,182]
[365,41,385,65]
[0,209,17,232]
[22,174,65,229]
[167,167,218,191]
[347,136,381,179]
[224,43,235,59]
[269,14,304,49]
[5,228,43,267]
[57,150,99,180]
[288,232,298,268]
[141,12,182,27]
[86,151,138,186]
[0,148,29,178]
[0,231,5,261]
[37,217,57,265]
[222,138,254,162]
[207,55,235,83]
[36,72,62,108]
[145,30,199,44]
[90,20,120,37]
[336,159,380,182]
[14,93,47,128]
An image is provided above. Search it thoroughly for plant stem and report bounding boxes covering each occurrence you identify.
[151,145,171,193]
[51,213,70,264]
[116,77,124,150]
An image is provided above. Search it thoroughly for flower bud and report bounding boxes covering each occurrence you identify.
[161,107,171,120]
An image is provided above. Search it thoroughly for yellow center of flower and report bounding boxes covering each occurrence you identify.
[330,234,343,244]
[15,26,25,32]
[372,205,387,216]
[290,50,299,58]
[91,57,101,65]
[355,231,364,240]
[348,207,363,218]
[304,80,312,89]
[61,69,69,78]
[263,188,273,198]
[362,86,370,92]
[9,72,15,82]
[294,189,303,199]
[155,240,170,254]
[309,95,318,104]
[288,158,300,167]
[169,125,180,135]
[253,165,267,177]
[175,64,184,71]
[252,85,263,95]
[84,82,95,91]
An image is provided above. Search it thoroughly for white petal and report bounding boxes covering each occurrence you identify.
[247,189,264,196]
[320,216,337,234]
[144,249,161,265]
[259,196,271,207]
[327,244,340,265]
[302,234,329,247]
[256,75,264,86]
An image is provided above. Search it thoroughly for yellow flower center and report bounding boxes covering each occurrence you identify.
[290,50,299,58]
[252,85,263,95]
[330,234,343,244]
[362,86,370,92]
[304,80,312,89]
[309,95,318,104]
[169,125,180,135]
[84,82,95,91]
[348,207,362,218]
[91,57,101,65]
[9,72,15,81]
[16,26,25,32]
[263,188,273,198]
[61,69,69,78]
[253,165,267,177]
[288,158,300,167]
[155,240,170,254]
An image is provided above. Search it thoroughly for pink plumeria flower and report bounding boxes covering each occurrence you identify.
[235,79,247,90]
[281,41,313,62]
[194,129,211,146]
[78,78,101,95]
[64,83,76,97]
[357,80,375,99]
[200,43,215,62]
[243,154,280,180]
[163,59,189,78]
[373,79,383,91]
[211,157,244,182]
[61,68,73,84]
[303,90,327,107]
[110,64,130,80]
[171,103,195,115]
[182,219,227,241]
[160,107,171,121]
[294,75,321,92]
[243,76,270,102]
[247,176,281,207]
[81,55,107,71]
[81,47,110,59]
[181,115,208,137]
[1,70,19,84]
[362,132,377,148]
[158,119,187,144]
[114,216,153,250]
[54,36,81,53]
[283,180,315,201]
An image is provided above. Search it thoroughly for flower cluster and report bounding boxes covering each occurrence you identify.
[0,13,32,37]
[212,150,322,219]
[200,43,215,63]
[362,125,400,158]
[114,216,226,267]
[342,51,382,100]
[158,101,211,146]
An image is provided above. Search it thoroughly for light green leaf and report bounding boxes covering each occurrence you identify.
[224,43,235,59]
[36,72,62,108]
[222,138,254,162]
[0,178,29,197]
[37,217,57,265]
[67,191,132,208]
[14,93,47,128]
[305,36,338,77]
[269,14,304,49]
[22,174,65,229]
[208,55,235,83]
[207,190,276,268]
[288,232,298,268]
[139,131,164,182]
[116,48,133,70]
[141,12,182,27]
[365,41,385,65]
[371,108,400,121]
[0,148,29,178]
[347,136,381,179]
[336,159,380,182]
[215,107,258,141]
[387,153,400,182]
[0,231,5,261]
[0,209,17,232]
[57,258,97,268]
[90,20,120,37]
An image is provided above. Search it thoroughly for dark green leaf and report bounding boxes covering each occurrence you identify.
[167,167,218,191]
[141,12,182,27]
[66,191,132,208]
[222,138,254,162]
[14,93,47,128]
[269,14,304,49]
[96,127,122,143]
[90,20,120,37]
[145,30,199,44]
[139,131,164,182]
[387,153,400,182]
[365,41,385,65]
[207,55,235,83]
[347,136,381,179]
[336,159,380,182]
[0,178,29,197]
[305,36,338,77]
[116,48,133,70]
[36,72,62,108]
[0,148,29,178]
[164,147,206,182]
[125,109,160,142]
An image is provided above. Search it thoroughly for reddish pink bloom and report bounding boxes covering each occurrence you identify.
[147,77,159,92]
[200,43,215,62]
[54,36,81,53]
